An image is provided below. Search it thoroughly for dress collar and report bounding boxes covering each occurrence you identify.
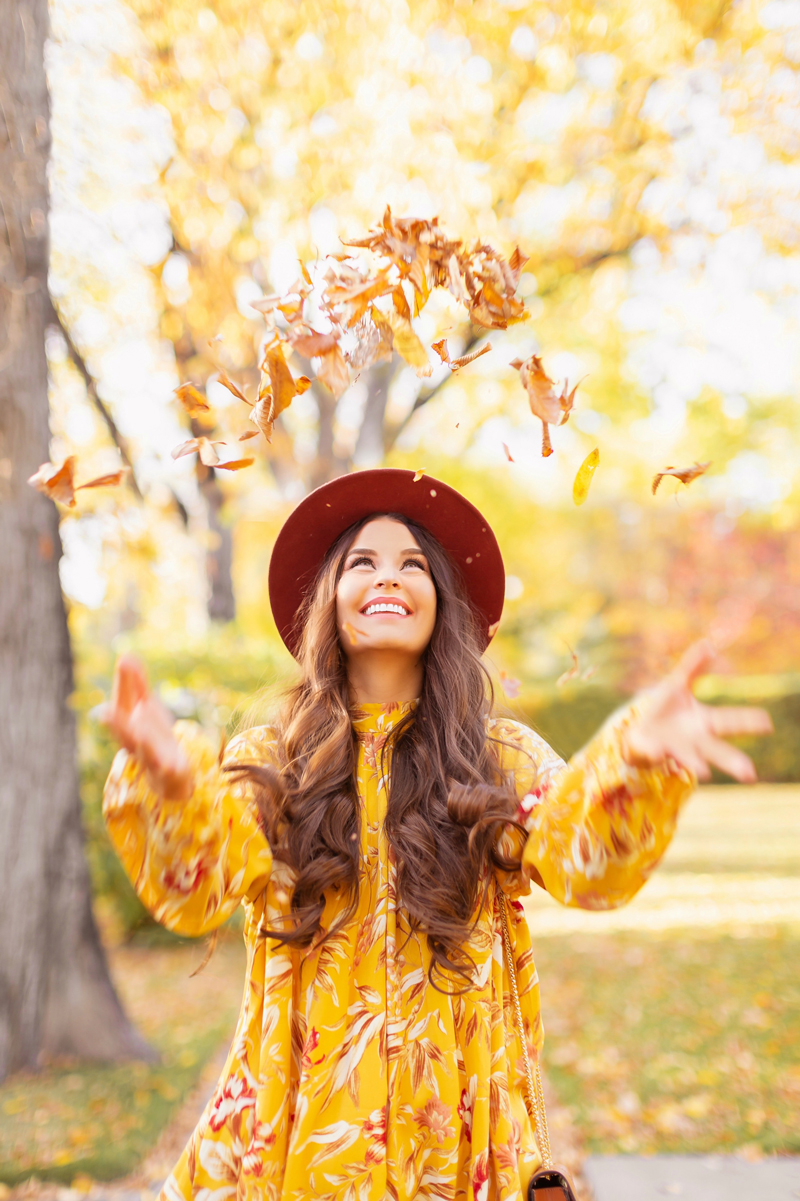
[349,699,417,736]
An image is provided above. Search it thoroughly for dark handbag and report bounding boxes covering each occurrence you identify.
[498,894,579,1201]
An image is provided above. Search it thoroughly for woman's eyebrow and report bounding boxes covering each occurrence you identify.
[401,547,425,555]
[347,546,376,556]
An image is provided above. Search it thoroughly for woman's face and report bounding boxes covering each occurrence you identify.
[335,517,437,661]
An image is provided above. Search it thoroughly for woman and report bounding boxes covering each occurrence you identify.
[103,468,771,1201]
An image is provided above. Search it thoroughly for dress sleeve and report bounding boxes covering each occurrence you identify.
[102,721,274,936]
[490,704,695,907]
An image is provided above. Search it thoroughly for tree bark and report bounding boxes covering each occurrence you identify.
[0,0,152,1082]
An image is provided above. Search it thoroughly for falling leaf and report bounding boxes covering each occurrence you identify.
[499,670,521,699]
[386,311,432,377]
[28,456,78,507]
[487,620,500,639]
[77,468,128,491]
[189,929,218,978]
[171,437,225,466]
[264,342,299,418]
[249,294,283,316]
[652,462,711,495]
[215,371,249,404]
[413,469,426,482]
[289,330,338,357]
[343,621,360,645]
[216,457,255,471]
[239,429,259,441]
[556,651,580,688]
[573,448,600,506]
[252,397,274,441]
[510,355,581,459]
[174,383,210,416]
[432,339,491,372]
[432,339,450,364]
[502,443,514,463]
[295,375,312,394]
[315,344,351,398]
[299,259,313,287]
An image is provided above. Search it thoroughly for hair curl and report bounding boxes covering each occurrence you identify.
[231,514,526,991]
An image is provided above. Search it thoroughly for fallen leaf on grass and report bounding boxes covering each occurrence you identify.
[573,448,600,505]
[173,383,211,416]
[652,462,711,495]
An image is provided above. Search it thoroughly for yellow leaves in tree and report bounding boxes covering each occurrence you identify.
[652,462,711,495]
[28,457,127,507]
[573,448,600,505]
[510,354,581,457]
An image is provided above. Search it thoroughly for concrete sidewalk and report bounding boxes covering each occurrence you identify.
[584,1154,800,1200]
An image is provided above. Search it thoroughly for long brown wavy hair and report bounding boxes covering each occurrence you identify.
[232,514,527,991]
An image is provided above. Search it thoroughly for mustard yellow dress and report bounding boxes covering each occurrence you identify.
[103,701,693,1201]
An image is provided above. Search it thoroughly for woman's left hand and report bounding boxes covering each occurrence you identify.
[621,640,773,783]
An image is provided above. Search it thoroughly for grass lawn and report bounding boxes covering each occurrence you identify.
[526,785,800,1157]
[0,935,245,1187]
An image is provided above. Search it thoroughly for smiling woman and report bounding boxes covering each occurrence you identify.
[100,469,771,1201]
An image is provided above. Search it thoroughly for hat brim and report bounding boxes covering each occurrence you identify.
[268,469,505,658]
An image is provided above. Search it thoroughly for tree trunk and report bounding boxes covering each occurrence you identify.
[0,0,153,1082]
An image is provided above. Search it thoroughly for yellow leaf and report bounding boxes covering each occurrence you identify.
[413,469,426,482]
[386,311,431,377]
[173,384,210,416]
[264,342,297,418]
[573,448,600,505]
[215,457,254,471]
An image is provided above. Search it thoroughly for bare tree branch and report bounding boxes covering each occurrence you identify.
[47,301,144,500]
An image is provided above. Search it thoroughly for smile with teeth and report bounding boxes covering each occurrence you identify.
[361,601,411,617]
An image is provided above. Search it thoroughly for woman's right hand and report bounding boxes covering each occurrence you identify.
[105,655,194,799]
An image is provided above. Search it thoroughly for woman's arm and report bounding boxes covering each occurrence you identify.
[496,641,772,908]
[102,657,272,936]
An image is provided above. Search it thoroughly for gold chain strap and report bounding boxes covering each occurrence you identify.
[498,892,553,1169]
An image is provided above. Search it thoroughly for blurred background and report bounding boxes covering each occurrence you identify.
[1,0,799,1193]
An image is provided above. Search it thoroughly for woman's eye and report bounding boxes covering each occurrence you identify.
[403,558,425,570]
[350,555,374,568]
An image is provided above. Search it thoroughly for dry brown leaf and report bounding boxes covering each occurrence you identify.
[652,462,711,495]
[451,342,491,370]
[289,330,338,357]
[189,929,218,978]
[252,398,274,441]
[295,375,312,394]
[502,443,514,463]
[264,342,299,418]
[28,456,78,507]
[392,284,412,323]
[171,437,224,466]
[216,457,255,471]
[315,344,351,398]
[249,294,283,316]
[556,651,580,688]
[431,339,450,364]
[174,383,210,417]
[77,468,128,491]
[215,371,249,405]
[238,429,259,441]
[511,354,581,458]
[386,311,431,377]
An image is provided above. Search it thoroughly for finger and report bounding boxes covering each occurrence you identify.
[669,746,712,782]
[111,655,149,718]
[671,639,716,690]
[701,734,758,784]
[708,706,774,739]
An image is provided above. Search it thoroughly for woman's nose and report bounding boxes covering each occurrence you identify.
[375,575,401,589]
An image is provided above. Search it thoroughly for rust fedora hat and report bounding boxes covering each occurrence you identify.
[268,468,505,658]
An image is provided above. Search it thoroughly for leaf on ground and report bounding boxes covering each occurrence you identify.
[652,462,711,495]
[174,384,210,416]
[573,448,600,505]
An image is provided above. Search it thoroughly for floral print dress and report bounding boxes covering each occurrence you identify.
[103,701,693,1201]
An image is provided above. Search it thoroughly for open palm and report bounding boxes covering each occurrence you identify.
[105,655,193,799]
[622,641,773,783]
